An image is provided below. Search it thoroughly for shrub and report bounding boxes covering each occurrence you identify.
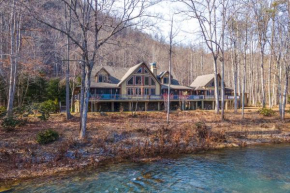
[194,122,208,139]
[37,100,59,121]
[39,100,59,114]
[0,106,6,118]
[36,129,59,144]
[258,108,275,117]
[1,117,27,131]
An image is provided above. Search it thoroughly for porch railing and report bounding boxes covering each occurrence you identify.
[74,94,238,101]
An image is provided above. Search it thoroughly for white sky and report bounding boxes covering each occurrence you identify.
[147,1,200,46]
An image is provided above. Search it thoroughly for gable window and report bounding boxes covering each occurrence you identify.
[151,78,155,85]
[151,88,156,95]
[137,67,142,73]
[127,77,134,85]
[135,76,142,85]
[145,77,149,85]
[127,88,133,95]
[211,82,215,87]
[144,69,148,73]
[163,77,169,84]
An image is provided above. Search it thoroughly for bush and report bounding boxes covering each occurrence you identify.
[1,117,27,131]
[0,106,6,118]
[36,129,59,144]
[258,108,275,117]
[37,100,59,121]
[194,122,208,139]
[39,100,59,114]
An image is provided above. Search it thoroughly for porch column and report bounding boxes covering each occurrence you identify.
[111,102,114,112]
[196,101,198,110]
[202,101,204,110]
[212,101,215,110]
[190,102,194,110]
[145,102,148,111]
[225,101,228,110]
[158,102,161,111]
[91,102,93,112]
[129,102,132,111]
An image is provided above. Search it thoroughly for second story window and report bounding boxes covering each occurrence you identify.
[151,88,156,95]
[135,76,142,85]
[98,75,106,82]
[137,67,142,73]
[163,77,169,84]
[151,78,155,85]
[127,77,134,85]
[144,77,149,85]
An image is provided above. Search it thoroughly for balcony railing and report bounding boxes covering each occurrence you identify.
[74,94,238,101]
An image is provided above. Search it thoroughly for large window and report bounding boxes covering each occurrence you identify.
[135,88,141,95]
[127,77,134,85]
[135,76,142,85]
[144,77,149,85]
[151,78,155,85]
[151,88,156,95]
[144,88,149,95]
[127,88,134,95]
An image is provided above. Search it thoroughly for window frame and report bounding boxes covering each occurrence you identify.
[127,76,134,85]
[151,88,156,95]
[136,67,143,74]
[127,88,134,95]
[135,76,142,85]
[151,78,155,86]
[163,77,169,84]
[135,88,141,96]
[144,76,149,86]
[144,88,149,95]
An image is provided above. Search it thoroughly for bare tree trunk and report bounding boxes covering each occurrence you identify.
[242,20,248,118]
[65,1,72,120]
[281,67,288,121]
[167,17,173,124]
[7,0,16,117]
[80,64,92,139]
[221,0,226,120]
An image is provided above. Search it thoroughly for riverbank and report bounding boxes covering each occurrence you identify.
[1,107,290,187]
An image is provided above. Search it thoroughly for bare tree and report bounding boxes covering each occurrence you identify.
[7,0,22,117]
[180,0,223,114]
[27,0,158,138]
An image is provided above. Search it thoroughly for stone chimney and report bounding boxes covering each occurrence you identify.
[150,62,157,77]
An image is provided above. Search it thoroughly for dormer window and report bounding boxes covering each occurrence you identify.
[163,77,169,84]
[98,74,106,82]
[137,67,142,73]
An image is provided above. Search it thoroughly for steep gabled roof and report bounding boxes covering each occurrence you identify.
[91,65,129,84]
[190,74,220,89]
[117,62,160,86]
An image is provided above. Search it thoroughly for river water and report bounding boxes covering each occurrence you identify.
[6,145,290,193]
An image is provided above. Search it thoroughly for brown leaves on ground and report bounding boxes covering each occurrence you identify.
[1,107,290,183]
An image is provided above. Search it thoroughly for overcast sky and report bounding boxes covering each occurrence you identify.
[147,1,200,46]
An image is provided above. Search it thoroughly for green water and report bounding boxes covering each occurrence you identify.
[6,145,290,193]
